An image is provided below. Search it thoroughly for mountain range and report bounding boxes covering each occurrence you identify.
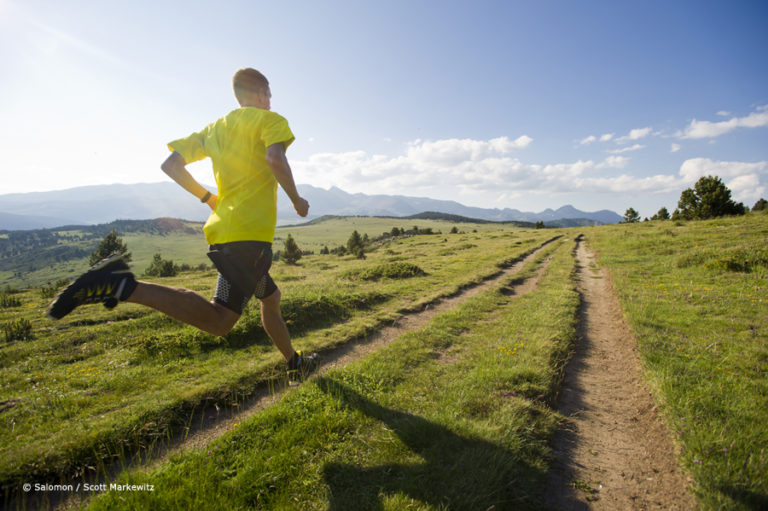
[0,182,621,230]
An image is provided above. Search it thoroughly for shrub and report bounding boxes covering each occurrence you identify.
[3,318,32,342]
[281,234,302,265]
[145,253,179,277]
[40,279,69,299]
[342,262,426,281]
[0,292,21,308]
[677,247,768,273]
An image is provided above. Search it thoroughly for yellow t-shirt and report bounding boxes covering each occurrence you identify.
[168,107,295,244]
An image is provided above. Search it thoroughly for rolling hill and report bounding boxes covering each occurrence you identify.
[0,183,622,230]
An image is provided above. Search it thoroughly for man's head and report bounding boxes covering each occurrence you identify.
[233,68,271,110]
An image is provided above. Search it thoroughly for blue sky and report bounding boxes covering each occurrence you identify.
[1,0,766,217]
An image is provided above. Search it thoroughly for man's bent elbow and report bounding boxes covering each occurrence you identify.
[161,152,184,176]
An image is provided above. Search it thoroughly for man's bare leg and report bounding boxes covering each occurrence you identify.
[259,288,295,362]
[126,280,239,337]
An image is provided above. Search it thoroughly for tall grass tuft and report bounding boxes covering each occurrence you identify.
[0,292,21,308]
[2,318,32,342]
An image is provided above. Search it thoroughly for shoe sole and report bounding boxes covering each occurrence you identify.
[46,253,130,320]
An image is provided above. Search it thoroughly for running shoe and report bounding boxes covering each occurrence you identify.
[46,253,137,320]
[287,350,320,386]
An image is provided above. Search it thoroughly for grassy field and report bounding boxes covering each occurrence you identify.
[1,213,767,509]
[0,218,556,508]
[1,216,512,289]
[586,212,768,510]
[86,231,578,510]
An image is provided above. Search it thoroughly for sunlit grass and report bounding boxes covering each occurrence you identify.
[0,221,555,502]
[585,212,768,511]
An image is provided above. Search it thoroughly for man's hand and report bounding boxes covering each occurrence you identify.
[205,194,218,211]
[293,197,309,217]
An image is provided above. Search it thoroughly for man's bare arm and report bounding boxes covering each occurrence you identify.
[265,143,309,217]
[161,152,217,210]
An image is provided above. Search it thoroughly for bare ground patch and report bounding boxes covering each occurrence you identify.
[544,238,696,510]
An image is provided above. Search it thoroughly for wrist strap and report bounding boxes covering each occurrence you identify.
[200,191,212,203]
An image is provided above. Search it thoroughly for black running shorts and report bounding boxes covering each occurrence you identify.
[208,241,277,314]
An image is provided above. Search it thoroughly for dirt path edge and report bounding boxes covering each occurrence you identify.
[544,237,696,510]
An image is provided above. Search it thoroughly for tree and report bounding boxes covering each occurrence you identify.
[622,207,640,223]
[449,226,459,234]
[651,207,670,221]
[535,221,545,229]
[753,198,767,212]
[89,229,131,265]
[677,175,746,220]
[347,230,366,259]
[144,253,178,277]
[281,234,302,265]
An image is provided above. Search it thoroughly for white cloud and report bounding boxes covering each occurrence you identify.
[678,105,768,139]
[579,133,615,145]
[670,143,681,153]
[598,155,630,168]
[678,157,768,202]
[608,144,645,154]
[293,136,687,202]
[716,110,731,117]
[616,127,652,143]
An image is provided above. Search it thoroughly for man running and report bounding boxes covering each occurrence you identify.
[47,68,317,384]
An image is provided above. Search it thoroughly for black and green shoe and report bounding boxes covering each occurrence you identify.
[46,253,137,320]
[287,350,320,386]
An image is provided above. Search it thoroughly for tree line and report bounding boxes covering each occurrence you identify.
[622,175,765,223]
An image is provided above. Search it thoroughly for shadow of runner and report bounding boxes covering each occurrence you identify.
[317,377,547,511]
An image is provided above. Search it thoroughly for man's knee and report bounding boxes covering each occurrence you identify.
[260,287,281,311]
[208,301,240,336]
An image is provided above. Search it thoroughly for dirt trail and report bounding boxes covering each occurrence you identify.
[174,239,557,454]
[51,237,559,511]
[544,239,696,510]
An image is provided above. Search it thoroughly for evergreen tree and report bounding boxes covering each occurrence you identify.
[281,234,302,265]
[753,198,767,212]
[347,230,366,259]
[651,207,670,221]
[622,207,640,223]
[677,175,746,220]
[89,229,131,265]
[144,253,178,277]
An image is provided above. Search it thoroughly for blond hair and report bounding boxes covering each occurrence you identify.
[232,68,269,102]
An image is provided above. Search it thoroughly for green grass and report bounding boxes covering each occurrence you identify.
[84,235,579,510]
[275,216,521,253]
[585,212,768,510]
[0,216,511,289]
[0,222,556,503]
[3,212,767,509]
